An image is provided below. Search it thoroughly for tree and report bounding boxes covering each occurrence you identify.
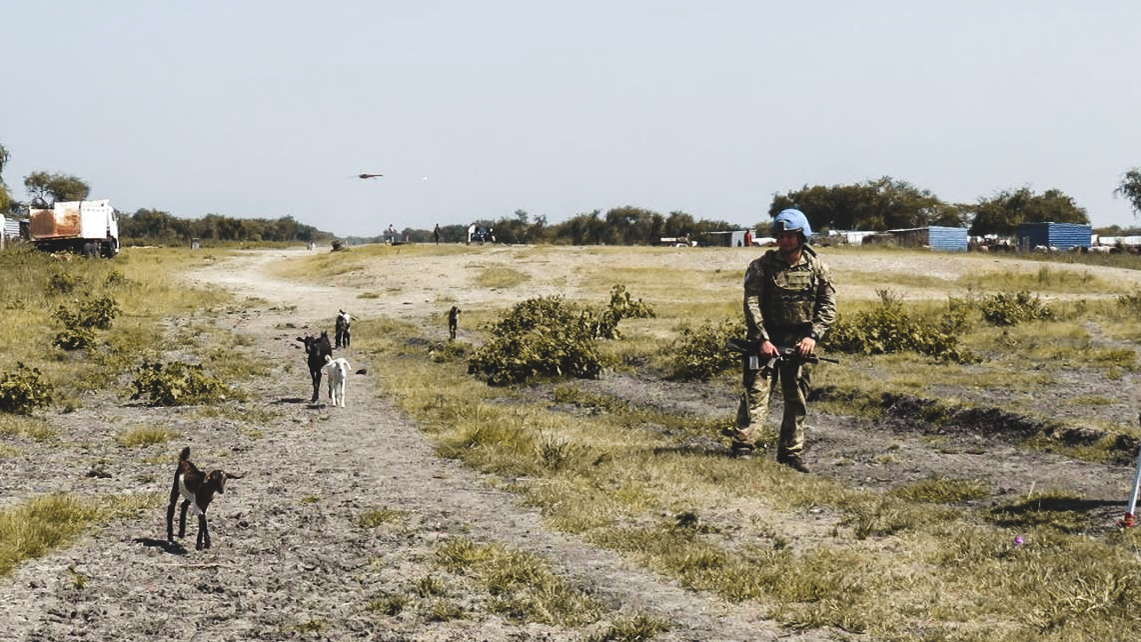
[769,176,953,232]
[1115,169,1141,217]
[968,188,1088,236]
[0,143,10,213]
[603,206,664,245]
[24,171,90,206]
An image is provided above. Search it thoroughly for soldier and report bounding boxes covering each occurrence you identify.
[733,209,836,471]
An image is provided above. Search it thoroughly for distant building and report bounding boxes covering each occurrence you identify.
[705,230,750,247]
[1015,222,1092,251]
[869,226,968,251]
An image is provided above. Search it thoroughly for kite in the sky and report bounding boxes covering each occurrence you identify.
[357,173,384,179]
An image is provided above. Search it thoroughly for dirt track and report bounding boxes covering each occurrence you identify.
[1,245,1137,641]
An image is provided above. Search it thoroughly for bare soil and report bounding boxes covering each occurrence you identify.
[1,246,1138,641]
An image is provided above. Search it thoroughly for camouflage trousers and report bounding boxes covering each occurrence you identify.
[733,350,812,460]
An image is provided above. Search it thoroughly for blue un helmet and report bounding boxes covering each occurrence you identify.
[772,208,812,243]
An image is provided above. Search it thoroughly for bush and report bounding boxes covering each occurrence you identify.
[467,296,607,385]
[980,291,1054,326]
[51,296,121,351]
[52,326,98,351]
[129,360,230,406]
[1117,289,1141,313]
[665,319,741,381]
[826,291,976,363]
[594,285,656,339]
[45,271,83,296]
[0,363,54,414]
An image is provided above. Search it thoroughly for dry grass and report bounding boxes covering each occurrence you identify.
[343,243,1141,639]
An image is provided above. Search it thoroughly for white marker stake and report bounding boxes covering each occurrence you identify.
[1122,413,1141,527]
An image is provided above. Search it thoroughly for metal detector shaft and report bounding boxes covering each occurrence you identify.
[1122,413,1141,527]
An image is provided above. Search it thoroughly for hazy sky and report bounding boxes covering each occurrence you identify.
[3,1,1139,237]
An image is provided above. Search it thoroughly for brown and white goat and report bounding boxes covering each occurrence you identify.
[166,446,241,551]
[297,331,333,403]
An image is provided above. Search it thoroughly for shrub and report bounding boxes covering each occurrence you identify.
[45,271,83,296]
[826,291,976,363]
[51,296,122,350]
[52,326,97,351]
[665,318,741,381]
[594,285,656,340]
[980,291,1054,326]
[467,295,607,385]
[0,363,54,415]
[129,360,230,406]
[1117,289,1141,313]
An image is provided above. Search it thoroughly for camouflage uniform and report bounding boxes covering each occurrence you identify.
[734,246,836,462]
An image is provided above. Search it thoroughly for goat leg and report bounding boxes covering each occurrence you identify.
[311,371,322,403]
[197,514,210,550]
[166,500,177,541]
[166,477,181,541]
[179,500,191,538]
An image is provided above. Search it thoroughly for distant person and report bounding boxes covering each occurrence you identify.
[731,209,835,471]
[448,306,460,340]
[467,223,476,245]
[433,224,442,245]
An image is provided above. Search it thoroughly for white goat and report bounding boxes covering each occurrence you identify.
[324,355,351,407]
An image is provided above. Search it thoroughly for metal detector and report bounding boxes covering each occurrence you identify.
[1120,413,1141,528]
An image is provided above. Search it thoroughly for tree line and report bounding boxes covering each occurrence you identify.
[4,141,1141,245]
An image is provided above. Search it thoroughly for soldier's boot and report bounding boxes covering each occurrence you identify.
[777,450,810,473]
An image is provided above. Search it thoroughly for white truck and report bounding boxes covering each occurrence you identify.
[28,199,120,257]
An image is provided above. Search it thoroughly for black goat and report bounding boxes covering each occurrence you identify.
[448,306,460,340]
[297,331,333,403]
[166,446,241,551]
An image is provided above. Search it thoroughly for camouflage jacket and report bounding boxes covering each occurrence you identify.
[743,246,836,343]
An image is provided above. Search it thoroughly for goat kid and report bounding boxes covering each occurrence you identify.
[324,355,351,407]
[448,306,461,340]
[335,310,352,348]
[297,331,333,403]
[166,446,242,550]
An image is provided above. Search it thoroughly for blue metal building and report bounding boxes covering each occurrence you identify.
[1015,222,1092,251]
[888,226,968,251]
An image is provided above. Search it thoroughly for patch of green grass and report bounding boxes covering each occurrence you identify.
[0,414,56,442]
[115,426,180,448]
[435,538,603,626]
[413,574,446,597]
[0,494,100,576]
[585,614,671,642]
[365,592,409,616]
[474,265,529,289]
[889,476,990,504]
[958,262,1108,293]
[985,490,1094,533]
[358,508,403,528]
[424,600,466,622]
